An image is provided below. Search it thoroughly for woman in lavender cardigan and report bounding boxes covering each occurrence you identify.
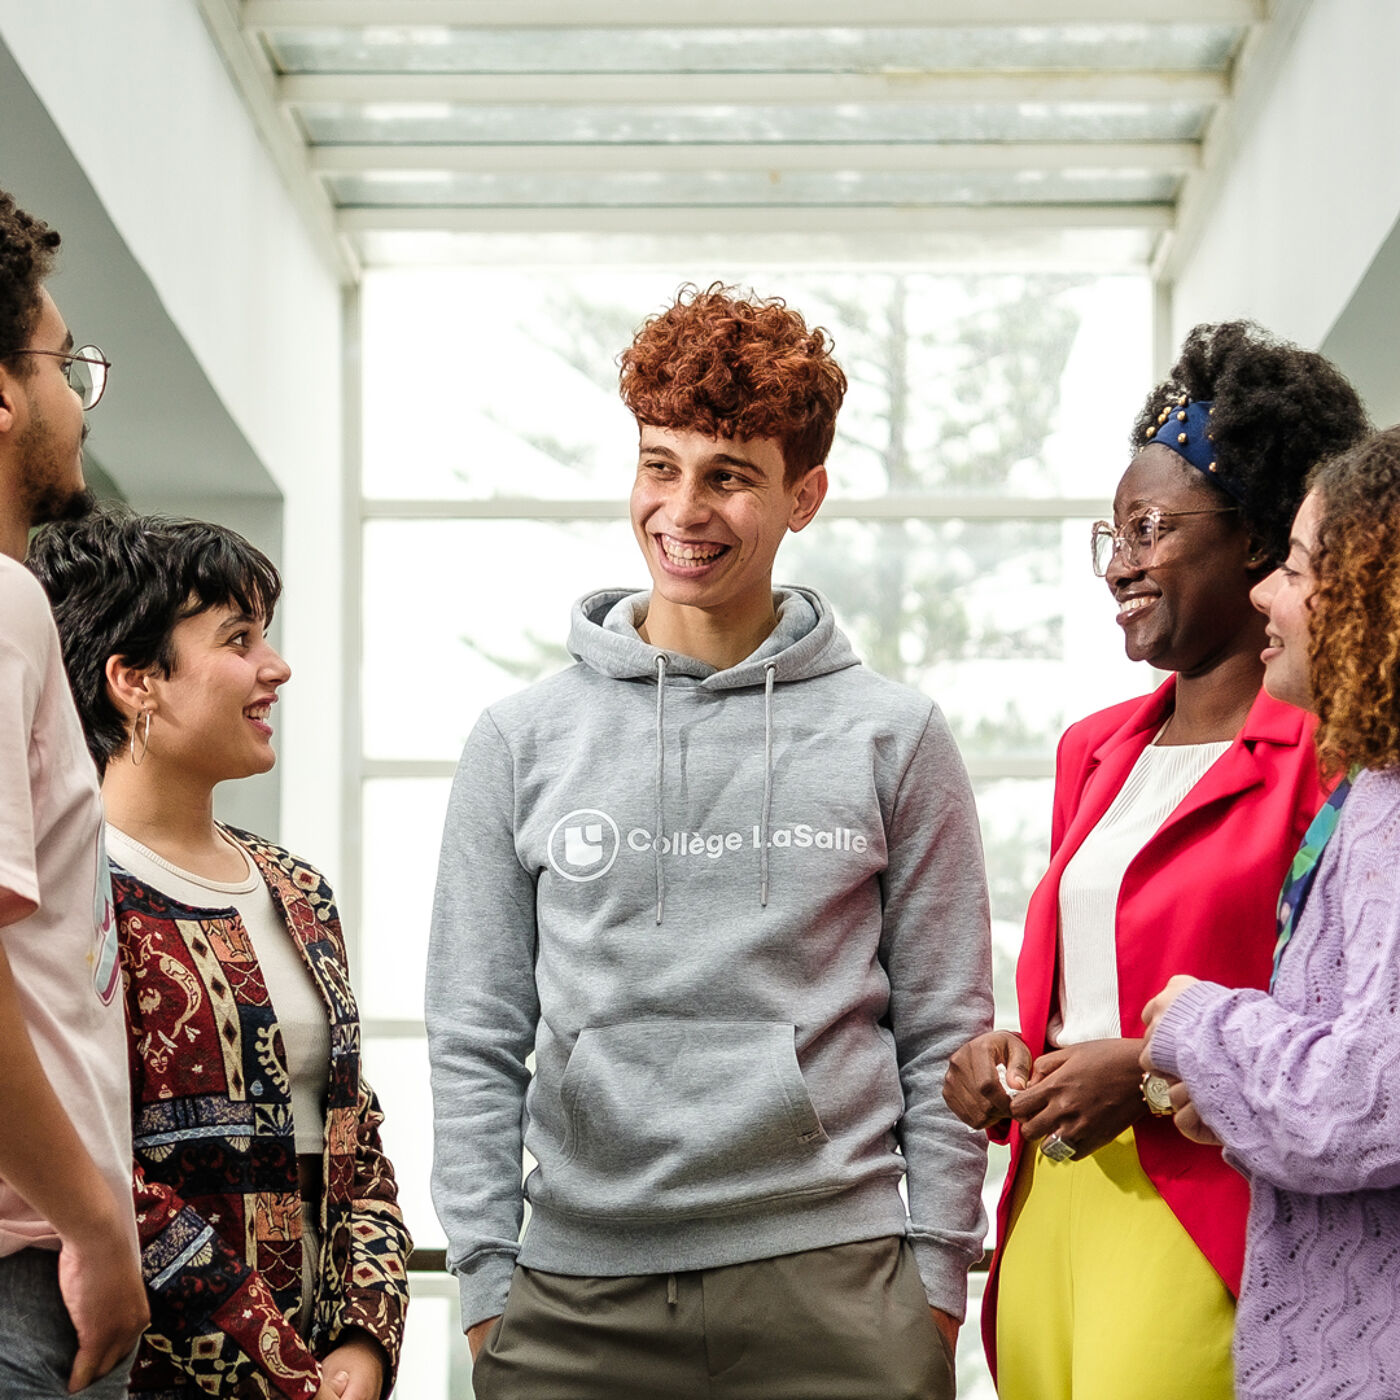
[1142,425,1400,1399]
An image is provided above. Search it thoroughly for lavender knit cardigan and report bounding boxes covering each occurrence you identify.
[1150,766,1400,1400]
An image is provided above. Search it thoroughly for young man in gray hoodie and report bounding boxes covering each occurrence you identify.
[428,284,993,1399]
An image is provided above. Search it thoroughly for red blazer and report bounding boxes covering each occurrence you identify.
[982,678,1325,1366]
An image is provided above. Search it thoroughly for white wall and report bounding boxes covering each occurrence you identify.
[0,1,348,877]
[1170,0,1400,366]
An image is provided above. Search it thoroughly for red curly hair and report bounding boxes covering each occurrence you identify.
[618,283,847,484]
[1309,426,1400,778]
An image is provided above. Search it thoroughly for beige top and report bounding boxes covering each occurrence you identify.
[0,558,137,1257]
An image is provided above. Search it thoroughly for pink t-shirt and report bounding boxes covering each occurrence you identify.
[0,555,135,1256]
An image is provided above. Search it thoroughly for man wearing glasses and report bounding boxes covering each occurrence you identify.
[0,186,146,1395]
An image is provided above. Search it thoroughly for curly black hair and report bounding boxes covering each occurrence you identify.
[27,505,282,773]
[1130,321,1369,567]
[0,187,61,366]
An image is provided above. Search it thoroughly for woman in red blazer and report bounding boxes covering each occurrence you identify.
[944,322,1367,1399]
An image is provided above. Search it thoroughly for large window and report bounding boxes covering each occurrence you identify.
[357,265,1152,1397]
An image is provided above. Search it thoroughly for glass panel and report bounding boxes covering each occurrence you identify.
[362,515,1149,763]
[361,778,454,1021]
[782,517,1149,755]
[362,519,639,761]
[955,1178,1007,1398]
[396,1288,462,1400]
[364,1036,444,1249]
[974,776,1055,1011]
[300,101,1211,146]
[356,250,1162,1395]
[362,268,1150,503]
[354,226,1161,272]
[329,168,1179,208]
[362,266,641,501]
[268,25,1243,75]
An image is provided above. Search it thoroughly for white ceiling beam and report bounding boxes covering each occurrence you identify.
[195,0,359,282]
[311,140,1200,175]
[338,203,1174,234]
[352,225,1157,271]
[246,1,1263,28]
[1154,0,1313,286]
[281,70,1228,106]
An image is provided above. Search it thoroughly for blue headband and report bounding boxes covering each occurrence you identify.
[1147,397,1246,505]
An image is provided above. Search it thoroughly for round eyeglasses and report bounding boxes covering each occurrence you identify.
[3,344,110,410]
[1090,505,1238,577]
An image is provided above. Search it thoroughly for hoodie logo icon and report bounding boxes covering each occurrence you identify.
[565,824,604,867]
[548,809,620,882]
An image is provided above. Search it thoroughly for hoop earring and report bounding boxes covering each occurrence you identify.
[130,710,152,766]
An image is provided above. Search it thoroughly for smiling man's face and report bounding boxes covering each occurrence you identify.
[629,424,825,639]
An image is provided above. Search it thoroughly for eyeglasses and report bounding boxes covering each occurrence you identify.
[3,345,110,410]
[1090,505,1238,577]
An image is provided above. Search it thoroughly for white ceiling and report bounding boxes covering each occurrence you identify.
[198,0,1274,278]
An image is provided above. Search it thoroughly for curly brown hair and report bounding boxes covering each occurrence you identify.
[619,283,847,484]
[1308,426,1400,777]
[0,187,61,369]
[1130,320,1368,567]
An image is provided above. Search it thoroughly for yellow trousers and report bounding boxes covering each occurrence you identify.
[995,1130,1234,1400]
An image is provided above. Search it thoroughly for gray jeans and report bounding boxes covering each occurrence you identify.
[0,1249,134,1398]
[473,1236,957,1400]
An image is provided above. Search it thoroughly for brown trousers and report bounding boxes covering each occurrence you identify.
[471,1236,957,1400]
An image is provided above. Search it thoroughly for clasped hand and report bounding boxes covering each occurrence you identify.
[945,1031,1148,1159]
[314,1331,386,1400]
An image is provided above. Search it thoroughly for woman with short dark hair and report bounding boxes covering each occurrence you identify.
[28,507,410,1400]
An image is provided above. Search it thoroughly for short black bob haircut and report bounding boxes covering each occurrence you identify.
[27,506,282,773]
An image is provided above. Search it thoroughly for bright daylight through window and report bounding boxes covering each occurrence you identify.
[358,264,1153,1398]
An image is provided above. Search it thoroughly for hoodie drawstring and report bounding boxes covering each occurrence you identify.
[653,653,668,925]
[655,653,775,919]
[759,661,776,908]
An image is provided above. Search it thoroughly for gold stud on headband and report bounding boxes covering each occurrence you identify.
[1178,433,1188,443]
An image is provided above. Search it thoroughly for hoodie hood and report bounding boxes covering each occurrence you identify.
[567,585,862,923]
[567,585,861,688]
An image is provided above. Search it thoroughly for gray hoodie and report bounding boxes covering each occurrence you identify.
[427,586,993,1331]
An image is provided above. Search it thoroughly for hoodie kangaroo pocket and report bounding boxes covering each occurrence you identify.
[549,1019,830,1220]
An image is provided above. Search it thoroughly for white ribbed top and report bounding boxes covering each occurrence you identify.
[1049,736,1230,1045]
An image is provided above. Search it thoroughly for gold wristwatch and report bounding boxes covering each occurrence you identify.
[1140,1071,1175,1116]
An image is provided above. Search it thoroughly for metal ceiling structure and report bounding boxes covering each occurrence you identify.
[197,1,1289,281]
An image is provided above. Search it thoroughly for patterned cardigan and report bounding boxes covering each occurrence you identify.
[112,828,411,1399]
